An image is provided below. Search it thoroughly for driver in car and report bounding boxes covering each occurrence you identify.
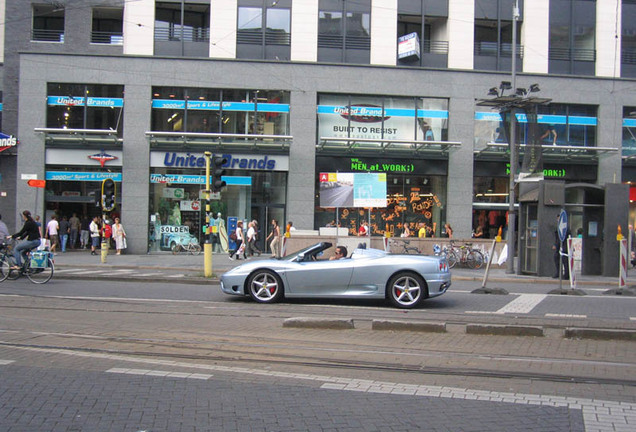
[329,245,348,260]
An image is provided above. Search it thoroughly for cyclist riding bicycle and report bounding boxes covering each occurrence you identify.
[10,210,41,270]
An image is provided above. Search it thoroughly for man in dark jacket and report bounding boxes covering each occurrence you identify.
[11,210,41,269]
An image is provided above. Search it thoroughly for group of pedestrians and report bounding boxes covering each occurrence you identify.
[229,218,288,260]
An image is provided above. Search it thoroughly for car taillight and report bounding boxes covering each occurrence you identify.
[439,261,448,272]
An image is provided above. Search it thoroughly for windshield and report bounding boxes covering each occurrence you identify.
[283,242,332,261]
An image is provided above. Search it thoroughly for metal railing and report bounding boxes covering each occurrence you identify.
[91,31,123,45]
[549,47,596,62]
[32,29,64,42]
[154,27,209,42]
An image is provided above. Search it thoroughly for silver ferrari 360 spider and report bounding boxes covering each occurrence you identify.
[220,242,451,308]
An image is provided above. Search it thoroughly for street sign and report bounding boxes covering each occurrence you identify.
[558,209,568,242]
[27,179,46,188]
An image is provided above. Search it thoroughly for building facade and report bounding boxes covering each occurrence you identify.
[0,0,635,264]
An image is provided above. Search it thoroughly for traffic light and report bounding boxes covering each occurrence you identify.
[101,178,116,211]
[212,156,227,192]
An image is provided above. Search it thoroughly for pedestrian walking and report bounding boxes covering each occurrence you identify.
[59,215,70,252]
[246,220,262,257]
[113,217,127,255]
[229,220,246,260]
[45,215,59,253]
[266,219,281,258]
[69,213,80,249]
[80,215,90,249]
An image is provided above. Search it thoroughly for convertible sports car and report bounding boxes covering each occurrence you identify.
[220,242,451,309]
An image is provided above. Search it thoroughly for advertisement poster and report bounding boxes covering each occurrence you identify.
[319,172,387,208]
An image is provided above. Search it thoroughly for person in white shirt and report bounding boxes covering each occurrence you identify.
[246,221,262,257]
[46,215,60,253]
[89,216,101,256]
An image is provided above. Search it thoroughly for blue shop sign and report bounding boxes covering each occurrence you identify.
[46,171,122,182]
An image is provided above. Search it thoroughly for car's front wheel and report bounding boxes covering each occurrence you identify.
[247,269,284,303]
[387,272,427,309]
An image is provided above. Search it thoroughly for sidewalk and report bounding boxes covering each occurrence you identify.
[50,248,636,287]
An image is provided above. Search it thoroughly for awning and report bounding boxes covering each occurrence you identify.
[317,137,461,157]
[474,142,618,162]
[145,131,292,153]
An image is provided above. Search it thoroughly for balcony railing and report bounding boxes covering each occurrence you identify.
[318,34,370,50]
[154,27,210,42]
[474,42,524,58]
[91,31,123,45]
[237,30,291,46]
[423,40,448,54]
[32,29,64,42]
[549,47,596,62]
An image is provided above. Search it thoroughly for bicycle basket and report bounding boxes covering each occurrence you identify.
[30,251,52,268]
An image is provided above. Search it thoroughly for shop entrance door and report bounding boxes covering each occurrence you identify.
[251,204,285,255]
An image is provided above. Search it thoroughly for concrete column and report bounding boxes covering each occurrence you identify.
[521,0,549,74]
[370,0,397,66]
[210,0,237,59]
[123,0,155,55]
[291,0,318,62]
[121,83,152,254]
[287,90,317,230]
[596,0,621,78]
[447,94,475,238]
[448,0,474,70]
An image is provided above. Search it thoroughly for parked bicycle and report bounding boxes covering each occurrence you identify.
[388,238,422,255]
[171,241,202,255]
[442,240,484,269]
[0,241,55,284]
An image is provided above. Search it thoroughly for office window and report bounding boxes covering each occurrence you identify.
[622,0,636,78]
[154,2,210,56]
[91,7,123,44]
[237,0,291,60]
[549,0,595,75]
[473,0,523,72]
[397,1,449,68]
[32,4,65,42]
[318,0,371,64]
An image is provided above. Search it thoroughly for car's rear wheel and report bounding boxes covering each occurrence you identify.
[387,272,427,309]
[247,269,283,303]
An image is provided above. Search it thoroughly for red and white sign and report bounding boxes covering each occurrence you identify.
[0,133,18,153]
[180,200,201,212]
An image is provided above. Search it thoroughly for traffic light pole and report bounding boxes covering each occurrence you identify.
[204,151,213,278]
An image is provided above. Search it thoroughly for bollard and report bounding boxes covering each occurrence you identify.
[101,240,109,263]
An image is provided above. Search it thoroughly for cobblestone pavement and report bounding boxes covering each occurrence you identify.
[0,347,590,432]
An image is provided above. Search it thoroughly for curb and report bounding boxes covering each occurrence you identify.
[465,324,544,337]
[283,317,355,330]
[564,328,636,341]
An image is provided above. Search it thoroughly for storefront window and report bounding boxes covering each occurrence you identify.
[623,106,636,157]
[317,93,448,143]
[149,151,289,252]
[151,87,290,138]
[46,83,124,135]
[315,156,447,237]
[474,102,598,149]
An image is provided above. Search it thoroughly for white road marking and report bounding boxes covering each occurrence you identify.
[496,294,547,314]
[545,313,587,319]
[106,368,212,380]
[0,360,15,365]
[165,274,185,278]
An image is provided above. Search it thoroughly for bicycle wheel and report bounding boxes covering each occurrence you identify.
[189,244,202,255]
[25,257,54,284]
[446,251,458,269]
[466,250,484,270]
[0,256,11,282]
[171,243,180,255]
